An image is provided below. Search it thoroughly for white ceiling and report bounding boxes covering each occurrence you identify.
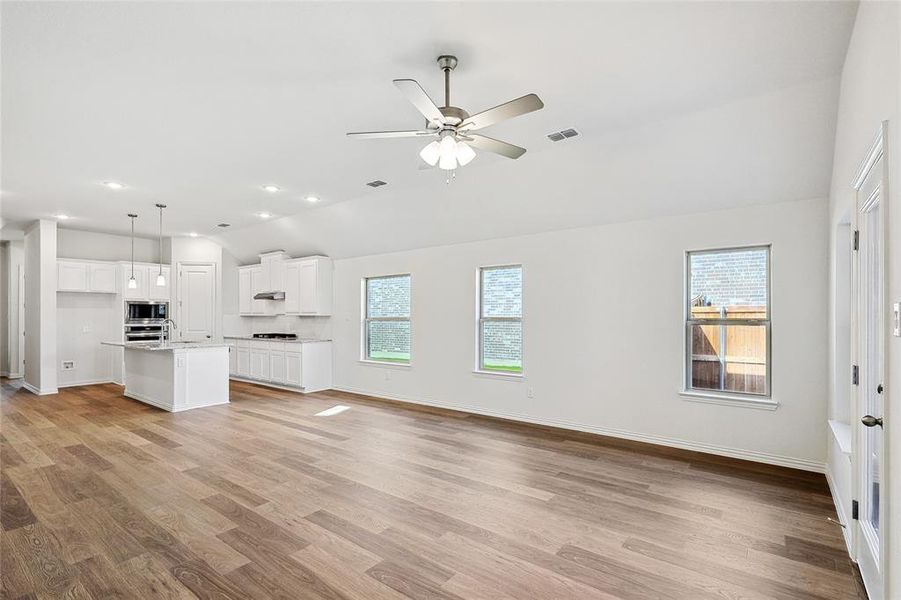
[1,1,857,260]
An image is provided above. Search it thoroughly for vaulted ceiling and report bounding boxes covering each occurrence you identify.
[1,1,857,260]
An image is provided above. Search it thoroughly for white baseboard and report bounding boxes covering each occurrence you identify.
[22,381,59,396]
[59,379,113,389]
[124,389,228,413]
[825,465,855,558]
[229,375,319,394]
[333,385,826,473]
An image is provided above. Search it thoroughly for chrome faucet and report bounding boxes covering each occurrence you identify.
[161,319,177,343]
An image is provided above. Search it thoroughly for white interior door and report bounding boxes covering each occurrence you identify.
[179,263,215,342]
[854,127,886,600]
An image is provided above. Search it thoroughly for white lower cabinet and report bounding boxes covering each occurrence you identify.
[250,348,270,380]
[236,347,250,377]
[227,342,237,373]
[226,338,330,392]
[269,351,287,383]
[285,351,302,386]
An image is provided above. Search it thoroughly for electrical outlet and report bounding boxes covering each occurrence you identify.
[527,387,534,399]
[82,325,91,333]
[61,360,75,370]
[384,370,391,382]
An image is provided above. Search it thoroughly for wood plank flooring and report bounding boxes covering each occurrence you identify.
[1,377,866,599]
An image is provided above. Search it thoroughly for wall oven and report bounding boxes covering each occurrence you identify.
[124,324,165,342]
[125,301,168,324]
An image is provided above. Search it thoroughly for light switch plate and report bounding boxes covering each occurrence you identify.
[893,302,900,337]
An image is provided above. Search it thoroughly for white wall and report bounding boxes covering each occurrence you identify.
[56,292,117,386]
[23,219,57,394]
[332,198,828,470]
[825,1,901,593]
[4,241,25,377]
[0,243,8,374]
[57,228,158,262]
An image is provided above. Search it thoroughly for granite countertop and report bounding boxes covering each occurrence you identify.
[101,341,230,351]
[223,336,332,343]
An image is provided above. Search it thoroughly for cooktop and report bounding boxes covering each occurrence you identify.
[252,333,298,340]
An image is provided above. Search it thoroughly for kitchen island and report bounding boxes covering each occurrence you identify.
[101,341,229,412]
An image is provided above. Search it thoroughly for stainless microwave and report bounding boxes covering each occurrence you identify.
[125,301,168,324]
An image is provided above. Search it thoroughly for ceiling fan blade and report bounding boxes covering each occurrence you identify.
[459,94,544,131]
[393,79,445,125]
[466,134,526,159]
[346,130,435,139]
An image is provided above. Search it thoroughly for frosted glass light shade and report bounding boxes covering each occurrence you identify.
[456,142,475,166]
[438,135,457,170]
[419,141,440,166]
[156,273,166,286]
[127,276,137,289]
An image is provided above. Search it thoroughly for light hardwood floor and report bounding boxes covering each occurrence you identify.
[1,378,865,599]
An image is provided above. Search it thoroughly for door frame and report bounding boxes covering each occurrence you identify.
[176,261,218,341]
[851,122,889,600]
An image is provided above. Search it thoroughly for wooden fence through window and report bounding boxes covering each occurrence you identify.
[689,305,767,395]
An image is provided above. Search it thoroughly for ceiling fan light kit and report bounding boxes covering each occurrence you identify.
[347,55,544,179]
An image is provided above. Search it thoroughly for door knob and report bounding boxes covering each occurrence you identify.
[861,415,883,428]
[877,383,883,394]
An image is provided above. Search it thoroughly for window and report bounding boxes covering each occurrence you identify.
[685,246,770,397]
[363,274,411,364]
[478,265,522,374]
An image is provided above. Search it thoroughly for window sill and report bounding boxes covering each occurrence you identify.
[358,359,411,369]
[679,390,778,410]
[472,369,524,379]
[828,419,852,456]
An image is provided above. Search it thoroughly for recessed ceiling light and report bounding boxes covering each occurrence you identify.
[189,232,198,237]
[262,185,280,193]
[305,195,319,203]
[54,214,70,220]
[257,212,272,219]
[103,181,125,190]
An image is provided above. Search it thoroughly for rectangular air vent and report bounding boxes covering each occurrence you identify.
[548,128,579,142]
[366,180,387,188]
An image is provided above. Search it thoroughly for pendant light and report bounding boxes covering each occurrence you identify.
[127,213,138,289]
[155,203,166,287]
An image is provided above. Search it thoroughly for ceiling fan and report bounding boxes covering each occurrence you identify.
[347,55,544,172]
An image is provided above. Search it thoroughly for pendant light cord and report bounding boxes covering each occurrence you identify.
[128,213,137,278]
[154,203,166,278]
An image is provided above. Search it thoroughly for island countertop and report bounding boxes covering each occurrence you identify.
[101,341,230,351]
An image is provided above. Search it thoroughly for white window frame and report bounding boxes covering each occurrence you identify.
[682,245,774,408]
[475,264,523,377]
[361,273,412,366]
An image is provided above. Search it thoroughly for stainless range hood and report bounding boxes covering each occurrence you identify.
[253,291,285,301]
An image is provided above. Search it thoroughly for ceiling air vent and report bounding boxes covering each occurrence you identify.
[217,223,231,228]
[366,180,388,188]
[548,128,579,142]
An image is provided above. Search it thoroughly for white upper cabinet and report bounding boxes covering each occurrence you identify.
[238,267,253,315]
[58,261,89,292]
[238,253,331,317]
[88,262,118,293]
[57,260,118,294]
[57,258,169,299]
[285,256,332,316]
[250,265,267,314]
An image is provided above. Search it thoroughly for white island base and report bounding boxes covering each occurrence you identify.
[118,344,230,412]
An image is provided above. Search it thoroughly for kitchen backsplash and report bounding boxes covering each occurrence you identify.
[222,314,332,340]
